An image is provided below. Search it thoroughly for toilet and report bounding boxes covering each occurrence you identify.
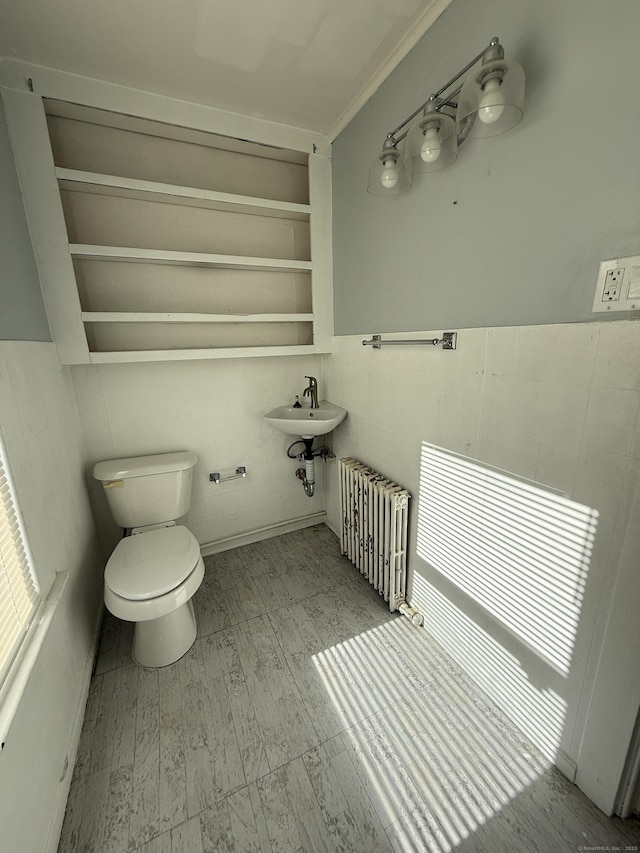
[93,451,204,668]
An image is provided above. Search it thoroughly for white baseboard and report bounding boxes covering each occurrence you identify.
[200,512,327,556]
[556,749,578,783]
[325,517,341,540]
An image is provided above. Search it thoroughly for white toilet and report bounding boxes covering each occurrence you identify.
[93,451,205,668]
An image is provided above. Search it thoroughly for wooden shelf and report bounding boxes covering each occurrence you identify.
[89,345,318,363]
[3,92,332,363]
[56,168,311,220]
[81,312,314,323]
[69,245,313,272]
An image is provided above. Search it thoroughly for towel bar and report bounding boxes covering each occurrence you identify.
[362,332,457,350]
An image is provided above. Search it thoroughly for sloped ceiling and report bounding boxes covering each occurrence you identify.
[0,0,451,138]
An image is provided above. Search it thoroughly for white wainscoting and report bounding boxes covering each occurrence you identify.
[0,340,103,852]
[323,320,640,815]
[70,353,326,556]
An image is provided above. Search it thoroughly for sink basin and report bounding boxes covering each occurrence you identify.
[264,400,347,437]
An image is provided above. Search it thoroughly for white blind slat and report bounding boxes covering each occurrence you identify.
[0,442,40,690]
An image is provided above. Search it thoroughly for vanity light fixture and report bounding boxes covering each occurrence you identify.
[367,37,525,196]
[367,137,413,196]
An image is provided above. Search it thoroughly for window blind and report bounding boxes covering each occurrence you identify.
[0,448,40,690]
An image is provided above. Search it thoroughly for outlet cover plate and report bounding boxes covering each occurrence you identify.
[592,255,640,313]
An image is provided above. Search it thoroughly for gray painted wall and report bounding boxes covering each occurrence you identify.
[332,0,640,335]
[0,94,50,342]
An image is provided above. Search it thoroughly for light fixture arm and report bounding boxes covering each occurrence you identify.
[386,38,502,141]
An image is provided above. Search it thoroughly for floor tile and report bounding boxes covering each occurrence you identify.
[58,525,640,853]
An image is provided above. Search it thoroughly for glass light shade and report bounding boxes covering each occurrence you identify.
[367,145,412,196]
[456,57,525,140]
[405,111,457,173]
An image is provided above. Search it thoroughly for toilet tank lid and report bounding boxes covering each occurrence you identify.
[93,451,197,482]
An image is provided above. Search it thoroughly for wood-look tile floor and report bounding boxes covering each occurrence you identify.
[58,524,640,852]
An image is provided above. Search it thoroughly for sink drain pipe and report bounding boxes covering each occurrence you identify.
[289,437,335,497]
[296,437,316,497]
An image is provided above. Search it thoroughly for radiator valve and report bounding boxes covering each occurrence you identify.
[397,601,424,627]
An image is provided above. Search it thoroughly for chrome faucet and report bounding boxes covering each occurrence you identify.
[303,375,319,409]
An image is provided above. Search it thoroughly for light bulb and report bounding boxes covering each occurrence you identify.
[420,125,441,163]
[380,158,399,188]
[478,77,505,124]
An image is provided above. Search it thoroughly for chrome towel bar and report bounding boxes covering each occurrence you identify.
[362,332,457,350]
[210,466,246,484]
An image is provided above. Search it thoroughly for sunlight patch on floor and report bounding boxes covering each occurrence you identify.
[311,445,599,850]
[411,573,570,763]
[313,616,550,851]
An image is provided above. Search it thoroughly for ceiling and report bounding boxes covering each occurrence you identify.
[0,0,451,139]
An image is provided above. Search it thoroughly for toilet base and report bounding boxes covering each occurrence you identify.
[132,599,197,668]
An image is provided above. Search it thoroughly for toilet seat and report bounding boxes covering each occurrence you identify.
[105,556,204,624]
[104,524,205,624]
[105,525,201,600]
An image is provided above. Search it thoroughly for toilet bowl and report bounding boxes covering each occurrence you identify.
[104,525,204,667]
[93,450,204,668]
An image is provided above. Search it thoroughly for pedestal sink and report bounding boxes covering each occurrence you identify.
[263,400,347,438]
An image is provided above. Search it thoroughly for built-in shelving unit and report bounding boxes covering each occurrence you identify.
[2,88,332,363]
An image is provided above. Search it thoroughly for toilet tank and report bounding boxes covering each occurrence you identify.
[93,451,197,528]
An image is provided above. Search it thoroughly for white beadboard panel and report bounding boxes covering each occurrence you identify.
[0,340,104,675]
[513,325,557,383]
[577,459,640,813]
[571,446,635,607]
[582,386,640,457]
[70,353,325,553]
[480,374,548,439]
[533,436,581,494]
[2,611,80,852]
[484,326,519,379]
[0,340,103,853]
[323,319,640,815]
[476,427,542,482]
[541,384,589,445]
[0,343,98,603]
[591,319,640,391]
[548,323,600,387]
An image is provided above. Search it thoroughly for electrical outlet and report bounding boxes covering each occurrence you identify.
[602,268,623,301]
[592,255,640,313]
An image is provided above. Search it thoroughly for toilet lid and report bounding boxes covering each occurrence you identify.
[105,525,201,601]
